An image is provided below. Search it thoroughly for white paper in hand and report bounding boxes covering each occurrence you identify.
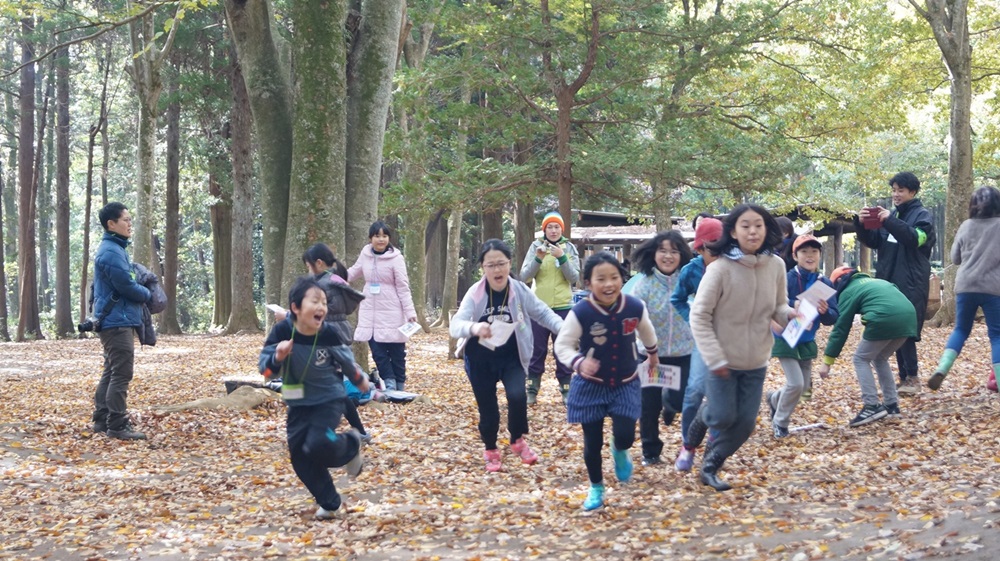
[637,362,682,390]
[398,321,421,338]
[266,303,286,314]
[798,281,835,309]
[781,299,819,348]
[478,321,517,350]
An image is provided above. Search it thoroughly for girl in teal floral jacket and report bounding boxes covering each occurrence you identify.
[629,231,694,466]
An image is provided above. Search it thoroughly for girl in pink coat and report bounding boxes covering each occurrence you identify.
[348,221,418,391]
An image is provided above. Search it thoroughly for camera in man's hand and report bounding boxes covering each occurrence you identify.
[78,317,102,333]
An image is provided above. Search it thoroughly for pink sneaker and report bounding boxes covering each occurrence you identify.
[484,449,503,472]
[510,438,539,465]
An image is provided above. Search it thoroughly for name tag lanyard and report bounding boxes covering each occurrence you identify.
[280,326,320,386]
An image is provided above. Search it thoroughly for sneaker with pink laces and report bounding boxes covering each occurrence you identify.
[484,449,503,472]
[510,437,539,465]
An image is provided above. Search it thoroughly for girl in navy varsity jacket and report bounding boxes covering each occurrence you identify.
[555,252,658,511]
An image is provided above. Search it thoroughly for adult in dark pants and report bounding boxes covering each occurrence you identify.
[520,211,580,404]
[854,172,935,396]
[91,202,151,440]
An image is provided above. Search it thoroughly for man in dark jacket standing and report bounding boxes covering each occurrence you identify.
[855,172,935,396]
[92,202,151,440]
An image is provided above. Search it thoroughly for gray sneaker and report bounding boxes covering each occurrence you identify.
[849,404,888,427]
[897,377,920,396]
[107,423,147,440]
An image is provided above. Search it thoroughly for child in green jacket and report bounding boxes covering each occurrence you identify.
[816,267,917,428]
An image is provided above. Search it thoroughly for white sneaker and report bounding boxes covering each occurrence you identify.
[315,506,337,519]
[344,430,364,477]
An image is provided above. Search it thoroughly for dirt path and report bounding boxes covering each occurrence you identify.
[1,326,998,560]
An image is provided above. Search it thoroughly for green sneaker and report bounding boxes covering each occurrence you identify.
[801,388,812,401]
[582,484,604,511]
[609,438,633,482]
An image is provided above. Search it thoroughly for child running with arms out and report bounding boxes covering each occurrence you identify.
[260,276,368,519]
[766,235,839,438]
[555,252,659,510]
[690,204,796,491]
[450,239,564,472]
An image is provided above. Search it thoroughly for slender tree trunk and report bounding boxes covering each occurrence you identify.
[3,40,19,312]
[441,207,462,331]
[402,209,430,329]
[223,0,293,307]
[481,209,503,242]
[161,87,182,334]
[225,51,261,334]
[344,0,404,259]
[54,45,73,337]
[209,169,233,327]
[81,41,112,323]
[16,17,42,340]
[0,169,9,341]
[39,66,54,313]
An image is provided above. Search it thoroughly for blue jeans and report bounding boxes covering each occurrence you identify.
[702,366,766,461]
[946,292,1000,364]
[680,347,708,446]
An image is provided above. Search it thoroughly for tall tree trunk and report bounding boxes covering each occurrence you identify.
[3,39,19,312]
[344,0,404,259]
[209,169,233,327]
[440,207,463,331]
[223,0,293,307]
[0,169,9,341]
[80,41,112,324]
[161,87,182,334]
[279,0,349,292]
[481,209,503,242]
[912,0,972,327]
[54,45,73,337]
[16,17,42,340]
[225,50,261,334]
[125,0,180,270]
[402,209,429,329]
[39,65,54,314]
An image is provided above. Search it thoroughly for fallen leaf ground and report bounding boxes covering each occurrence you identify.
[1,323,998,561]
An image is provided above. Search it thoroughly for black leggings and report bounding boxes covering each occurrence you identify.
[581,415,636,484]
[342,397,366,435]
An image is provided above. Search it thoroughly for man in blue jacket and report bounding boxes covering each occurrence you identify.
[854,172,935,396]
[92,202,151,440]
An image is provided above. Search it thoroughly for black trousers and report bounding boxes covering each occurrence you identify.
[639,355,690,459]
[286,400,360,511]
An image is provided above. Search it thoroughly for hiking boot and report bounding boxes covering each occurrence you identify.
[700,453,732,492]
[559,382,571,405]
[641,455,662,467]
[609,438,633,483]
[583,484,605,511]
[884,402,902,418]
[484,449,503,472]
[766,391,777,422]
[896,377,920,396]
[92,421,107,434]
[848,403,888,427]
[773,424,790,439]
[927,371,947,391]
[674,447,694,472]
[526,376,540,405]
[510,438,538,465]
[344,430,364,477]
[107,423,146,440]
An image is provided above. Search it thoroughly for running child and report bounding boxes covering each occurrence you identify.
[555,252,658,510]
[450,239,564,472]
[766,235,839,438]
[260,276,368,519]
[630,231,693,466]
[689,204,795,491]
[670,216,723,471]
